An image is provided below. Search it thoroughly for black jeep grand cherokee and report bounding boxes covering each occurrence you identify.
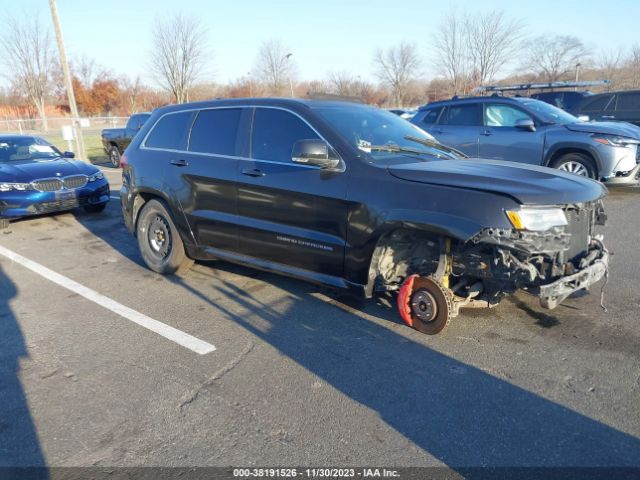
[120,98,609,334]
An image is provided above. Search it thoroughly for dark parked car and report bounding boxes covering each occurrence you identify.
[412,96,640,185]
[570,90,640,127]
[0,135,110,228]
[121,99,609,335]
[530,90,592,111]
[101,113,150,167]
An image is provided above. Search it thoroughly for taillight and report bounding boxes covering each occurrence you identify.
[120,153,128,168]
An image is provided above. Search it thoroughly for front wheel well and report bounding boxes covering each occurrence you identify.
[365,229,450,297]
[547,148,598,177]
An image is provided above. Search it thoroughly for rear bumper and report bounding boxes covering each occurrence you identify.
[539,244,608,309]
[0,181,110,219]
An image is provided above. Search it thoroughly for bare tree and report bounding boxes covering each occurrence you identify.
[432,7,469,95]
[253,39,296,96]
[522,35,589,82]
[599,49,624,89]
[150,14,209,103]
[327,71,360,97]
[0,14,55,130]
[465,10,524,85]
[373,42,421,107]
[627,44,640,88]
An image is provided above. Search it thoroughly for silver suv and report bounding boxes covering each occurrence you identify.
[411,96,640,185]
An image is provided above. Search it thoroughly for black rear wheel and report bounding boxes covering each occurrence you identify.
[137,199,193,275]
[108,146,121,168]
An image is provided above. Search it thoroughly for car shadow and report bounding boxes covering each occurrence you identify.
[0,264,48,478]
[73,207,640,472]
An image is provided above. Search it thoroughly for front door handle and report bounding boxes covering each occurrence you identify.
[170,159,189,167]
[601,115,615,120]
[241,168,266,178]
[481,130,493,136]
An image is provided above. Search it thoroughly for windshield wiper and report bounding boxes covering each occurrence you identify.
[403,135,468,158]
[367,143,433,156]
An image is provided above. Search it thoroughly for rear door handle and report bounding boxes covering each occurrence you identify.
[241,168,266,178]
[170,159,189,167]
[481,130,493,136]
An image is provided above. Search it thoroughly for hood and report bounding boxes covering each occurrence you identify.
[565,121,640,139]
[388,159,607,205]
[0,158,97,183]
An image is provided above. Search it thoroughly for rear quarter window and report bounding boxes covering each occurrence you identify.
[144,111,194,150]
[616,92,640,111]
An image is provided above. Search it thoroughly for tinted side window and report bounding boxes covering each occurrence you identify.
[484,104,533,127]
[189,108,242,156]
[616,93,640,111]
[252,108,319,163]
[422,107,441,125]
[441,104,481,126]
[579,95,613,112]
[145,111,193,150]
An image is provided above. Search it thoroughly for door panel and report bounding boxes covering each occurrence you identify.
[164,107,248,252]
[431,104,481,157]
[236,108,348,278]
[478,103,545,165]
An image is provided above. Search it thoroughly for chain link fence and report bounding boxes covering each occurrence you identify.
[0,116,128,137]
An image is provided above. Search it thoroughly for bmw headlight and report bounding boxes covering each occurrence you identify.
[0,182,33,192]
[506,207,567,231]
[87,172,105,182]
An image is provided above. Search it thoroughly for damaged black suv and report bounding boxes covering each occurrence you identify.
[120,99,609,334]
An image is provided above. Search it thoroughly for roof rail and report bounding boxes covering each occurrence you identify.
[474,80,610,94]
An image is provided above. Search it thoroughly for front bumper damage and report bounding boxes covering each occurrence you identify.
[460,208,608,311]
[539,242,608,309]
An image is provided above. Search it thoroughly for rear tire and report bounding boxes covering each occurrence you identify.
[108,146,121,168]
[550,153,596,179]
[136,199,193,275]
[84,203,107,213]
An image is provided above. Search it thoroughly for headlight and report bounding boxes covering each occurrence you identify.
[87,172,104,182]
[0,182,33,192]
[592,135,640,147]
[506,207,567,231]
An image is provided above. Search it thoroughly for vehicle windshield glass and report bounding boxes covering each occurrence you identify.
[313,105,458,160]
[0,138,62,163]
[518,100,578,125]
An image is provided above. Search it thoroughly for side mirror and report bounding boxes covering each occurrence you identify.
[63,151,75,158]
[515,118,536,132]
[577,115,590,122]
[292,139,341,170]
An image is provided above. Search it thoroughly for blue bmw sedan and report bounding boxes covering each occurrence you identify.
[0,135,110,227]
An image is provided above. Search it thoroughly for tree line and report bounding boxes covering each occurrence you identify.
[1,9,640,128]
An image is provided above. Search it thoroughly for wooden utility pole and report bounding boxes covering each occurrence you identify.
[48,0,87,161]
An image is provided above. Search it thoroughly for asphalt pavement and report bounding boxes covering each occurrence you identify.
[1,168,639,471]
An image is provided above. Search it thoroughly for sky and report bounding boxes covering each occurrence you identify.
[1,0,639,87]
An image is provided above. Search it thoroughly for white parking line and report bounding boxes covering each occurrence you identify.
[0,245,216,355]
